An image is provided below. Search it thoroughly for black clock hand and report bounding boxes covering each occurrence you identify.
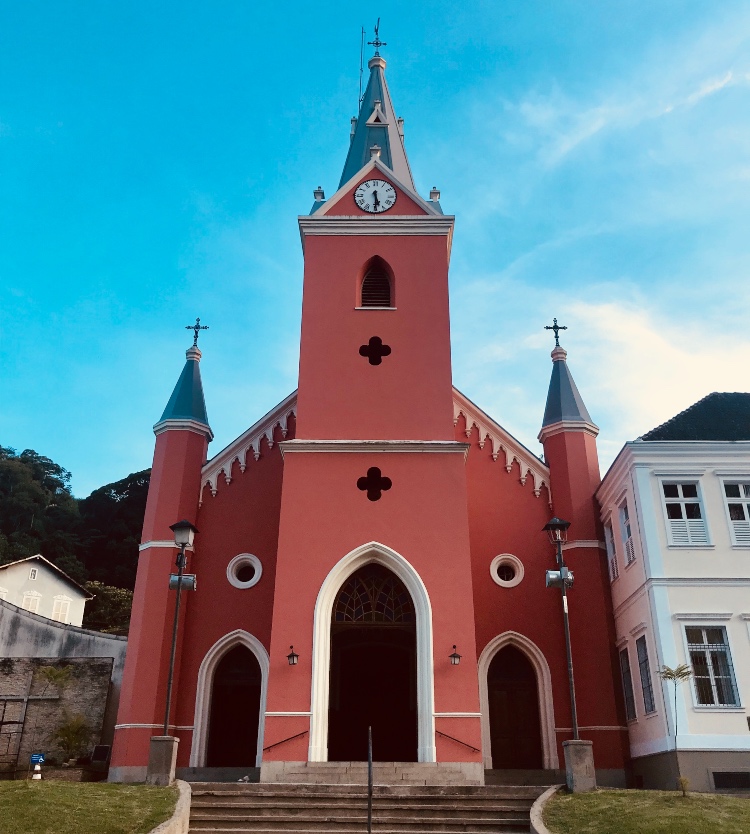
[372,190,380,208]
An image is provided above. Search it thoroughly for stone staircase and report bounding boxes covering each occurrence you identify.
[188,782,549,833]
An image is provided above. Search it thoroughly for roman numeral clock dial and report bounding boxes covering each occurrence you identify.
[354,179,397,213]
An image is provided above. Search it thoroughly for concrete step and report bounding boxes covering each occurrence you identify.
[189,819,529,833]
[190,783,546,800]
[190,801,531,816]
[189,830,530,834]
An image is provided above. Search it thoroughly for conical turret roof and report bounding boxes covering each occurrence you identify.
[156,345,212,439]
[541,346,595,429]
[339,56,415,190]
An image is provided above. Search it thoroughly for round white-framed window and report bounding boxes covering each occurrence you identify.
[490,554,524,588]
[227,553,262,589]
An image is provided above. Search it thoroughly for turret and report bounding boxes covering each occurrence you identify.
[538,330,600,539]
[110,332,212,781]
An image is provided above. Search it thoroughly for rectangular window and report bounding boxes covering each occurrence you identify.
[605,523,618,581]
[619,648,637,721]
[686,626,739,706]
[21,594,40,613]
[724,482,750,546]
[51,598,70,622]
[620,501,636,565]
[29,568,38,580]
[636,635,656,714]
[662,482,709,545]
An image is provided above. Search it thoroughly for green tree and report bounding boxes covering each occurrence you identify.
[82,581,133,635]
[50,714,91,761]
[659,663,693,787]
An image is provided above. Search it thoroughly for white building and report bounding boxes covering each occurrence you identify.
[0,554,92,627]
[597,393,750,792]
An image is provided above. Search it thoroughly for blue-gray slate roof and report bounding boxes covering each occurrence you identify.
[160,349,210,427]
[339,56,415,190]
[542,354,593,427]
[641,392,750,441]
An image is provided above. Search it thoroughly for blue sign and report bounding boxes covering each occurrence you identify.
[30,754,45,764]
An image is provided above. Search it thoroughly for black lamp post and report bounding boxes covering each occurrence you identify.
[543,516,580,741]
[163,519,198,736]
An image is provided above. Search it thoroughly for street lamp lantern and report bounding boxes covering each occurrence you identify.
[169,519,198,549]
[543,515,580,741]
[543,516,570,546]
[449,645,462,666]
[287,646,299,666]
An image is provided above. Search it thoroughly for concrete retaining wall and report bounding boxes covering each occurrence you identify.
[149,780,191,834]
[529,784,563,834]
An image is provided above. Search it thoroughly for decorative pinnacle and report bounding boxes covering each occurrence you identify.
[544,317,567,348]
[186,317,209,347]
[368,18,386,57]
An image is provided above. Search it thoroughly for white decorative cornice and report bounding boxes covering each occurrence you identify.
[200,391,297,501]
[561,540,606,551]
[453,388,551,501]
[279,439,469,458]
[298,216,454,255]
[673,612,733,621]
[537,419,600,443]
[153,418,214,442]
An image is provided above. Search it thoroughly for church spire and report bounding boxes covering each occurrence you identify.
[339,52,415,190]
[155,337,213,440]
[539,323,597,439]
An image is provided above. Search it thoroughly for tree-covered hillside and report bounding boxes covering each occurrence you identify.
[0,446,149,632]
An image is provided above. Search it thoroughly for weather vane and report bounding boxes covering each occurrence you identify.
[544,318,567,347]
[368,18,386,56]
[186,317,209,347]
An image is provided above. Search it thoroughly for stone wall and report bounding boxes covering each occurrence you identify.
[0,657,113,777]
[0,599,127,764]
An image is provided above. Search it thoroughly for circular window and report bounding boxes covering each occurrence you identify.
[227,554,262,589]
[490,554,524,588]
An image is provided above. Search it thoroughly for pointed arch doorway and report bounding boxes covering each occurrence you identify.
[328,563,417,762]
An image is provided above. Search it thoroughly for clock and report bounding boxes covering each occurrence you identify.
[354,179,397,213]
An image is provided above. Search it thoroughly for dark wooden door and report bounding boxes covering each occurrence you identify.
[488,646,543,769]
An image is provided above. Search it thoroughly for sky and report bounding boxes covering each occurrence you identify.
[2,2,749,497]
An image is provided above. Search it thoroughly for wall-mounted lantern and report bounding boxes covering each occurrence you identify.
[287,645,299,666]
[449,645,462,666]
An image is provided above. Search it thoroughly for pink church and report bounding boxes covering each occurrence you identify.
[110,53,629,786]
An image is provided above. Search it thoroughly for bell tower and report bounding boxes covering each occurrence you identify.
[260,51,483,782]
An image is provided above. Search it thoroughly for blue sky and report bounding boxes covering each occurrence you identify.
[2,2,749,496]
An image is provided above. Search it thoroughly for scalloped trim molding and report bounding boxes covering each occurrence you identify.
[200,391,297,501]
[453,389,551,502]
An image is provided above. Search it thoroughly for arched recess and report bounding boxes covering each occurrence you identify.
[359,256,394,307]
[478,631,558,770]
[309,541,435,762]
[190,629,269,768]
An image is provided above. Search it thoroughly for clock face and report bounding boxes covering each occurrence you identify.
[354,179,397,213]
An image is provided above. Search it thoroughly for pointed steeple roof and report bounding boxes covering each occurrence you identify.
[155,345,213,440]
[539,346,598,439]
[339,56,415,190]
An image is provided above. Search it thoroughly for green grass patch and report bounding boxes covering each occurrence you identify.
[544,788,750,834]
[0,781,177,834]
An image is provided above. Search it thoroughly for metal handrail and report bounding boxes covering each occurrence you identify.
[262,729,308,752]
[435,729,481,753]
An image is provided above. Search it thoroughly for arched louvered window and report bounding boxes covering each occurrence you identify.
[360,258,393,307]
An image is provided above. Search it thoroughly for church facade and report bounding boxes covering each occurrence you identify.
[110,54,629,785]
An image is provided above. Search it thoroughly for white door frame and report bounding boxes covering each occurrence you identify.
[308,541,436,762]
[478,631,559,769]
[190,629,269,767]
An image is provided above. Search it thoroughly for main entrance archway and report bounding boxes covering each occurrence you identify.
[206,645,262,767]
[328,564,417,761]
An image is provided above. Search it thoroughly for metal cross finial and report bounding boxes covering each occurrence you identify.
[186,317,209,347]
[544,317,567,347]
[368,18,386,56]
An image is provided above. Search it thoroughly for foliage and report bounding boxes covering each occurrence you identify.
[38,665,73,694]
[82,582,133,635]
[658,663,693,785]
[49,713,92,761]
[0,781,177,834]
[544,788,750,834]
[77,469,150,589]
[677,776,690,797]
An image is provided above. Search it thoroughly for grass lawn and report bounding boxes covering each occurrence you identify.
[0,781,177,834]
[544,788,750,834]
